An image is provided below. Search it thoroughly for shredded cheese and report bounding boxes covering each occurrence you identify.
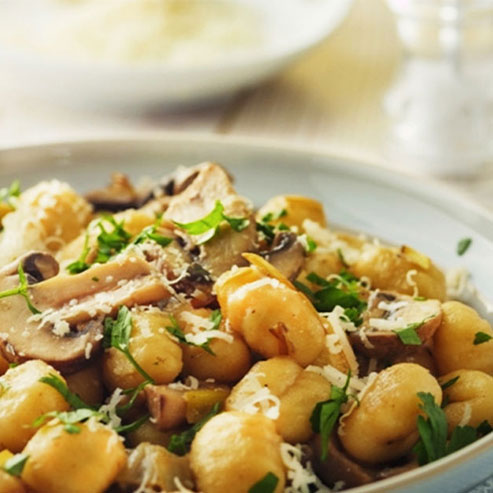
[173,477,195,493]
[459,402,472,427]
[446,267,470,299]
[321,306,359,374]
[281,442,335,493]
[227,372,280,420]
[168,376,199,391]
[406,269,419,297]
[98,388,124,429]
[305,364,365,394]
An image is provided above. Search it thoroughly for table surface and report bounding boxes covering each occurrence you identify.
[0,0,492,213]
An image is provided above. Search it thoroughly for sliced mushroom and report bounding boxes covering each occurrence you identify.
[311,435,418,489]
[116,443,195,492]
[311,435,375,488]
[145,385,187,431]
[85,173,141,212]
[0,251,59,283]
[349,291,442,360]
[0,252,171,373]
[164,162,257,278]
[261,232,305,281]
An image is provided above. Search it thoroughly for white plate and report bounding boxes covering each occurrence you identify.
[0,135,492,492]
[0,0,352,110]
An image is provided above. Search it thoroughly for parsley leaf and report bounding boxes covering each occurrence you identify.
[256,209,289,244]
[337,248,349,268]
[131,217,173,247]
[67,231,91,274]
[0,179,21,208]
[440,375,459,391]
[39,373,91,410]
[165,315,215,355]
[310,371,352,461]
[209,309,222,331]
[295,271,367,325]
[68,215,173,274]
[3,453,28,477]
[103,306,155,383]
[248,472,279,493]
[393,322,422,345]
[457,237,472,256]
[168,402,220,456]
[0,263,41,314]
[474,331,493,345]
[414,392,448,465]
[115,414,149,434]
[446,425,478,455]
[173,200,249,244]
[33,408,103,434]
[477,420,493,436]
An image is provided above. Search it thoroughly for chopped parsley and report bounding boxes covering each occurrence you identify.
[393,322,423,346]
[168,402,220,456]
[131,216,173,247]
[0,179,21,208]
[310,371,353,461]
[248,472,279,493]
[165,315,215,355]
[33,408,103,434]
[256,209,288,244]
[474,331,493,345]
[413,392,486,465]
[67,215,172,274]
[457,237,472,256]
[294,271,367,326]
[209,309,222,331]
[3,453,28,477]
[39,373,91,410]
[440,375,459,391]
[173,200,249,244]
[337,248,349,269]
[0,263,41,314]
[66,231,91,274]
[103,306,155,383]
[37,372,148,435]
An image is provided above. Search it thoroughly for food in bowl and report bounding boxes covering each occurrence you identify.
[0,0,262,65]
[0,162,491,493]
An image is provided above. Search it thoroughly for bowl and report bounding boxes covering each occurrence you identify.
[0,135,492,492]
[0,0,353,110]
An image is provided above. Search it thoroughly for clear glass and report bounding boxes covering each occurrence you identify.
[385,0,493,175]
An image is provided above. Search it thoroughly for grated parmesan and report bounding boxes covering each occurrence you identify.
[321,306,359,374]
[406,269,419,297]
[459,402,472,427]
[281,442,336,493]
[227,372,280,420]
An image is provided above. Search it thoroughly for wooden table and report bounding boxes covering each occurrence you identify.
[0,0,492,211]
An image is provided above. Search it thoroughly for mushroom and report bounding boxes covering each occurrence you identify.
[164,162,258,278]
[261,232,305,281]
[0,252,171,373]
[311,435,418,489]
[116,443,195,492]
[0,251,59,283]
[145,385,187,431]
[85,173,142,212]
[349,291,442,361]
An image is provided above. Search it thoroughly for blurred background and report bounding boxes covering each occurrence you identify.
[0,0,493,209]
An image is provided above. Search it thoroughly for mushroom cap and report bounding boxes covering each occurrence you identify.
[0,252,170,373]
[349,291,442,360]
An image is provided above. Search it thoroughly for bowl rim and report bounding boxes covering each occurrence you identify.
[0,132,492,492]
